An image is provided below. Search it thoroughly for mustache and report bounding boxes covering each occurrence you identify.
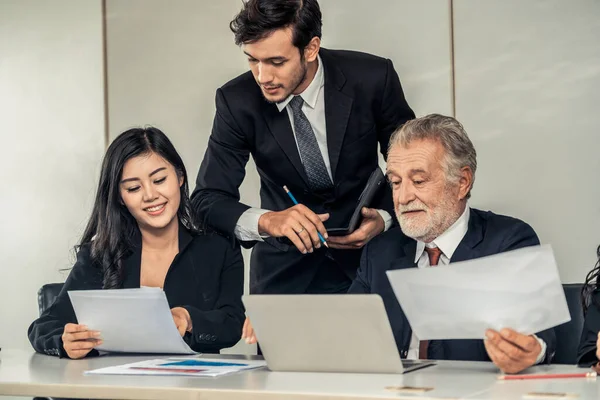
[396,201,428,213]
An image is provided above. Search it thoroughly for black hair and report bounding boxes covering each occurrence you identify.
[581,245,600,313]
[230,0,322,52]
[79,127,199,289]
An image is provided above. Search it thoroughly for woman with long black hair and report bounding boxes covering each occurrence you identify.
[577,246,600,368]
[28,127,244,358]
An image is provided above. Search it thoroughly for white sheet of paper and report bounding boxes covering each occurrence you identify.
[84,357,267,377]
[386,244,570,340]
[68,288,195,354]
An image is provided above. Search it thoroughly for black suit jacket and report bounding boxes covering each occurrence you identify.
[28,227,245,357]
[577,291,600,366]
[349,208,557,362]
[192,48,415,294]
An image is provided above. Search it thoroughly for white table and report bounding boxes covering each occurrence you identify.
[0,349,598,400]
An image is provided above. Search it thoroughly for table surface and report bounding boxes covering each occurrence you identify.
[0,349,599,400]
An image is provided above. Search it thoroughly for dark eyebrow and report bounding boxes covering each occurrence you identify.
[243,51,287,62]
[120,167,167,184]
[149,167,167,177]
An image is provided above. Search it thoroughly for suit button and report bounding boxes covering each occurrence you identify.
[210,335,216,341]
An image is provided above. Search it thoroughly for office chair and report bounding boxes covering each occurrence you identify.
[553,283,585,364]
[37,283,64,315]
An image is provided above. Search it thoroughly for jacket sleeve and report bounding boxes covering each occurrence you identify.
[499,220,557,363]
[27,244,102,358]
[191,88,252,239]
[347,241,372,294]
[182,239,245,352]
[577,292,600,366]
[372,59,415,221]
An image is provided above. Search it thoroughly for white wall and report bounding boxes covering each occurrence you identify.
[454,0,600,282]
[319,0,453,117]
[0,0,105,349]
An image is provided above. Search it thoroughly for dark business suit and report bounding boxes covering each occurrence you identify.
[192,48,415,295]
[577,291,600,366]
[349,208,557,362]
[28,226,245,357]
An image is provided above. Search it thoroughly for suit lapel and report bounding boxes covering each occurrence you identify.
[321,49,353,180]
[451,208,484,262]
[389,240,418,270]
[262,103,310,188]
[121,224,194,289]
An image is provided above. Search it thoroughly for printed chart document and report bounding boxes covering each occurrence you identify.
[85,358,267,377]
[68,287,195,354]
[386,244,570,340]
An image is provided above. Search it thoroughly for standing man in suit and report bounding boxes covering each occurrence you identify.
[192,0,414,299]
[349,114,556,373]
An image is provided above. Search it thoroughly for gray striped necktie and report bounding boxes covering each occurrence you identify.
[288,96,333,191]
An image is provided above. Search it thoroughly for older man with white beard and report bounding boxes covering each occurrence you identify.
[348,114,556,374]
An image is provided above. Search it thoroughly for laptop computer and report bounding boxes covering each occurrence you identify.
[242,294,435,374]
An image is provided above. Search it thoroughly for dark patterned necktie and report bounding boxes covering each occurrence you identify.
[419,246,443,360]
[289,96,333,191]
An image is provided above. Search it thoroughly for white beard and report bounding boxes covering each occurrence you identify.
[396,194,461,243]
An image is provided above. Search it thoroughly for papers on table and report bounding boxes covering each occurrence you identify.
[68,287,195,354]
[386,244,570,340]
[85,358,267,377]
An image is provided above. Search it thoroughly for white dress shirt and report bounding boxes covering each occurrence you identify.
[406,206,546,363]
[234,55,392,241]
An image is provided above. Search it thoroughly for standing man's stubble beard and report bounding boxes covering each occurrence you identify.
[261,60,309,104]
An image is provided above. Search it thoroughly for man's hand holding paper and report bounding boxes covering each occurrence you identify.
[386,244,568,372]
[484,328,543,374]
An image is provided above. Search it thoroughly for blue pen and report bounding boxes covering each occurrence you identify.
[283,185,329,248]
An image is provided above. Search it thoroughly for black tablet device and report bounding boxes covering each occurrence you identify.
[327,167,386,236]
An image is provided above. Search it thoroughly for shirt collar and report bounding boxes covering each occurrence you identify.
[414,206,470,263]
[276,54,324,112]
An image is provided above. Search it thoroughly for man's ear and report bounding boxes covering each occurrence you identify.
[457,166,473,200]
[303,36,321,63]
